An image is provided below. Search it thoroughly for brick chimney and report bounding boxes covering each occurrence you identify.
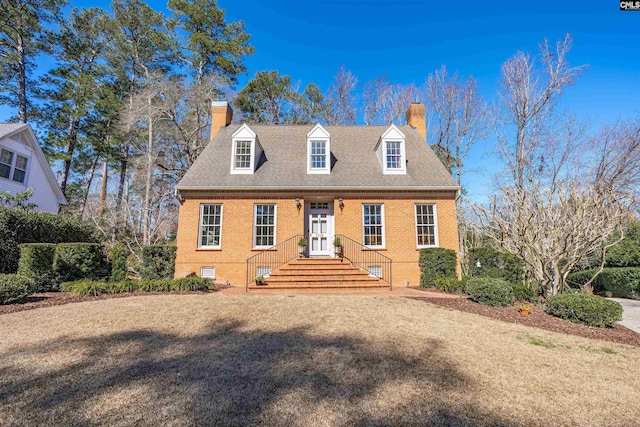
[210,101,233,141]
[405,102,426,141]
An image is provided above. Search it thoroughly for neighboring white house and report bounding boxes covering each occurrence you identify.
[0,123,66,213]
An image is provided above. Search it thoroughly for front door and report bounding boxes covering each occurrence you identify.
[308,202,333,256]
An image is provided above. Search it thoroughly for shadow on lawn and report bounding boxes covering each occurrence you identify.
[0,320,514,426]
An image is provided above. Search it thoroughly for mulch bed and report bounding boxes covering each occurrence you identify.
[409,291,640,347]
[0,290,217,316]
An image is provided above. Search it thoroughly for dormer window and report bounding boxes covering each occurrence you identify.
[307,123,330,174]
[230,124,262,174]
[376,124,406,175]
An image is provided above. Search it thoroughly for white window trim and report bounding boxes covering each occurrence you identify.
[362,203,385,248]
[230,124,257,175]
[307,123,331,174]
[197,203,223,249]
[253,203,277,249]
[200,266,216,278]
[415,203,439,248]
[0,147,30,185]
[379,124,407,175]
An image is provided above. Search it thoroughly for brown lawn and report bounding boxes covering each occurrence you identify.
[1,294,639,426]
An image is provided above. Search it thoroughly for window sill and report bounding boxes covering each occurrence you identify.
[416,246,439,250]
[252,248,277,251]
[197,247,222,251]
[363,247,386,251]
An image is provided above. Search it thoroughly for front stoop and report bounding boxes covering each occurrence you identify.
[248,257,388,290]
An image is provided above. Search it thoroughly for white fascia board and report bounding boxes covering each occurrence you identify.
[176,185,461,191]
[22,126,67,204]
[307,123,330,139]
[380,124,405,140]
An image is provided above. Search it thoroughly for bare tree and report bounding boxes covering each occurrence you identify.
[326,65,358,125]
[361,75,390,125]
[380,83,419,125]
[425,65,488,185]
[471,34,637,296]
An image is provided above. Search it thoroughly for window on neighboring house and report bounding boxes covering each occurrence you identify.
[13,155,28,183]
[415,204,438,247]
[0,149,14,179]
[254,204,276,247]
[310,140,327,169]
[199,204,223,248]
[234,140,252,169]
[362,204,385,247]
[200,267,216,278]
[386,141,402,169]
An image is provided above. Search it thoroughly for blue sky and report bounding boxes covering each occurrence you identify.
[3,0,640,199]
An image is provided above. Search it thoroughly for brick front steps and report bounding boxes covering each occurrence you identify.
[248,257,388,290]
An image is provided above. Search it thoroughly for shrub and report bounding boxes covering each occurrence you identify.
[109,243,128,282]
[61,280,107,296]
[465,277,515,307]
[606,221,640,267]
[0,207,98,274]
[512,284,537,302]
[546,292,623,328]
[434,277,464,294]
[171,277,211,291]
[17,243,58,292]
[54,243,106,283]
[468,247,524,286]
[0,274,32,305]
[139,245,176,280]
[567,268,640,298]
[419,248,457,287]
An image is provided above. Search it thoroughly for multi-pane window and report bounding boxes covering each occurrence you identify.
[13,155,27,183]
[363,204,384,247]
[386,141,402,169]
[0,149,13,179]
[415,204,437,247]
[234,140,252,169]
[310,140,327,169]
[254,204,276,247]
[199,204,222,248]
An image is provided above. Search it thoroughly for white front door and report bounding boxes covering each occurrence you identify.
[308,202,333,256]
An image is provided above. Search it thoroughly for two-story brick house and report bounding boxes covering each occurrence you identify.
[174,101,459,289]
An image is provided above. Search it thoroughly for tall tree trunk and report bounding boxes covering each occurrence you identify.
[80,155,99,219]
[98,159,108,218]
[60,108,79,195]
[17,37,27,123]
[114,147,128,240]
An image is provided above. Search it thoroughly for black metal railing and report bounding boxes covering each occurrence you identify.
[335,234,393,289]
[246,234,303,291]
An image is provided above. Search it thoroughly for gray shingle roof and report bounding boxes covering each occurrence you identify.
[176,124,458,191]
[0,123,29,139]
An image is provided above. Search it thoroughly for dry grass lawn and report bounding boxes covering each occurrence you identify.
[1,294,639,426]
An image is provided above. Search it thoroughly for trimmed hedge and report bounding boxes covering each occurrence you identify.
[465,277,515,307]
[567,268,640,298]
[468,247,524,286]
[18,243,57,292]
[546,292,623,328]
[54,243,106,283]
[0,274,32,305]
[419,248,457,288]
[108,243,128,282]
[61,277,212,296]
[0,207,98,274]
[512,284,537,303]
[434,277,465,294]
[139,245,176,280]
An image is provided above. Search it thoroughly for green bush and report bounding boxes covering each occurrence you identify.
[0,207,98,274]
[546,292,623,328]
[0,274,32,304]
[54,243,106,283]
[139,245,176,280]
[606,221,640,267]
[109,243,128,282]
[468,247,524,286]
[62,277,211,296]
[434,277,465,294]
[512,284,537,302]
[465,277,515,307]
[17,243,57,292]
[567,268,640,298]
[419,248,457,288]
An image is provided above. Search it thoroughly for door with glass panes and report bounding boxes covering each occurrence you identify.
[308,202,333,256]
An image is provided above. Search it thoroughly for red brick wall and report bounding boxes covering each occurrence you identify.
[175,192,459,287]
